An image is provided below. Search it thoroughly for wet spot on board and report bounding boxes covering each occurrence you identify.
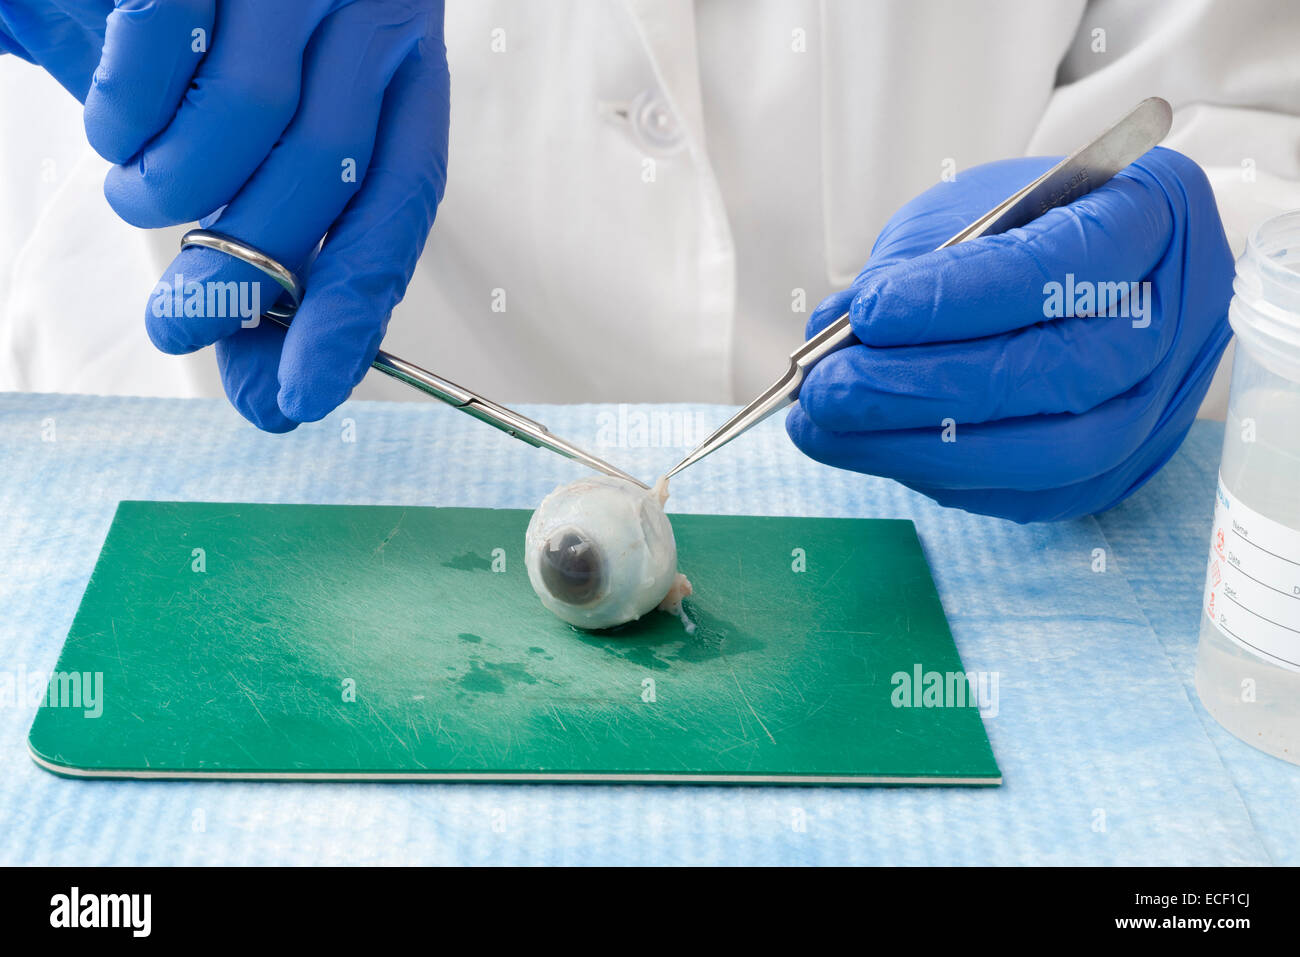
[457,662,505,694]
[568,631,673,670]
[458,632,483,644]
[668,603,765,662]
[569,599,762,669]
[616,644,673,671]
[455,659,539,694]
[487,661,538,686]
[574,600,765,668]
[442,551,492,571]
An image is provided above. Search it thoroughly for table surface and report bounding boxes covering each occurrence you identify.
[2,393,1296,866]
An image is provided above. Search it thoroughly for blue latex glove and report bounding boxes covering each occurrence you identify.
[0,1,113,98]
[786,146,1234,523]
[138,2,449,432]
[2,1,449,433]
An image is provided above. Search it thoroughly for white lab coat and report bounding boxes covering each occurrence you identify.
[1,0,1298,414]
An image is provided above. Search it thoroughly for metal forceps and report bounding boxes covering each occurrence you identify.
[663,96,1174,481]
[180,229,649,489]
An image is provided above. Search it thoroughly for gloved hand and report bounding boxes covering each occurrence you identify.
[0,1,114,98]
[786,146,1234,523]
[1,1,449,433]
[136,1,450,432]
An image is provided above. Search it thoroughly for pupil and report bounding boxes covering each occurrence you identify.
[540,531,603,605]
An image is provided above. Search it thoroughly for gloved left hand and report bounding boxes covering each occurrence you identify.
[1,1,450,433]
[0,1,116,98]
[786,146,1235,523]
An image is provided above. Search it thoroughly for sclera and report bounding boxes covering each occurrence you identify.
[525,476,679,630]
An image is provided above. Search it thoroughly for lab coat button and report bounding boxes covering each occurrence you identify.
[629,91,684,154]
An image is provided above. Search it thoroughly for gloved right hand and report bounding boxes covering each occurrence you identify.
[786,147,1235,523]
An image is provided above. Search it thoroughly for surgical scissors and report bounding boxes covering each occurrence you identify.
[662,96,1174,481]
[180,229,649,489]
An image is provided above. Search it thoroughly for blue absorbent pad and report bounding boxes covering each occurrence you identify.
[0,393,1290,864]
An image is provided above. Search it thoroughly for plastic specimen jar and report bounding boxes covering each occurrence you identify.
[1195,210,1300,763]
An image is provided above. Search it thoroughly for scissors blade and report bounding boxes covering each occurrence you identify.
[369,351,649,489]
[181,228,649,489]
[663,96,1173,480]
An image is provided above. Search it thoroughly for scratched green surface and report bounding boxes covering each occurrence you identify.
[29,501,999,784]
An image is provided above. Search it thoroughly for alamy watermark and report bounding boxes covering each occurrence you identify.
[151,275,262,328]
[50,887,150,937]
[891,665,999,718]
[1043,273,1152,328]
[0,667,103,718]
[595,405,715,449]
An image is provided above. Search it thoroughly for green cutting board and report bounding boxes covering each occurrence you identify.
[29,501,999,785]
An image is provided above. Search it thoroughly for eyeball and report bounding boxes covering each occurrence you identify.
[525,475,687,630]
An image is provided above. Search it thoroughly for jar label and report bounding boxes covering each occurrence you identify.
[1204,475,1300,673]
